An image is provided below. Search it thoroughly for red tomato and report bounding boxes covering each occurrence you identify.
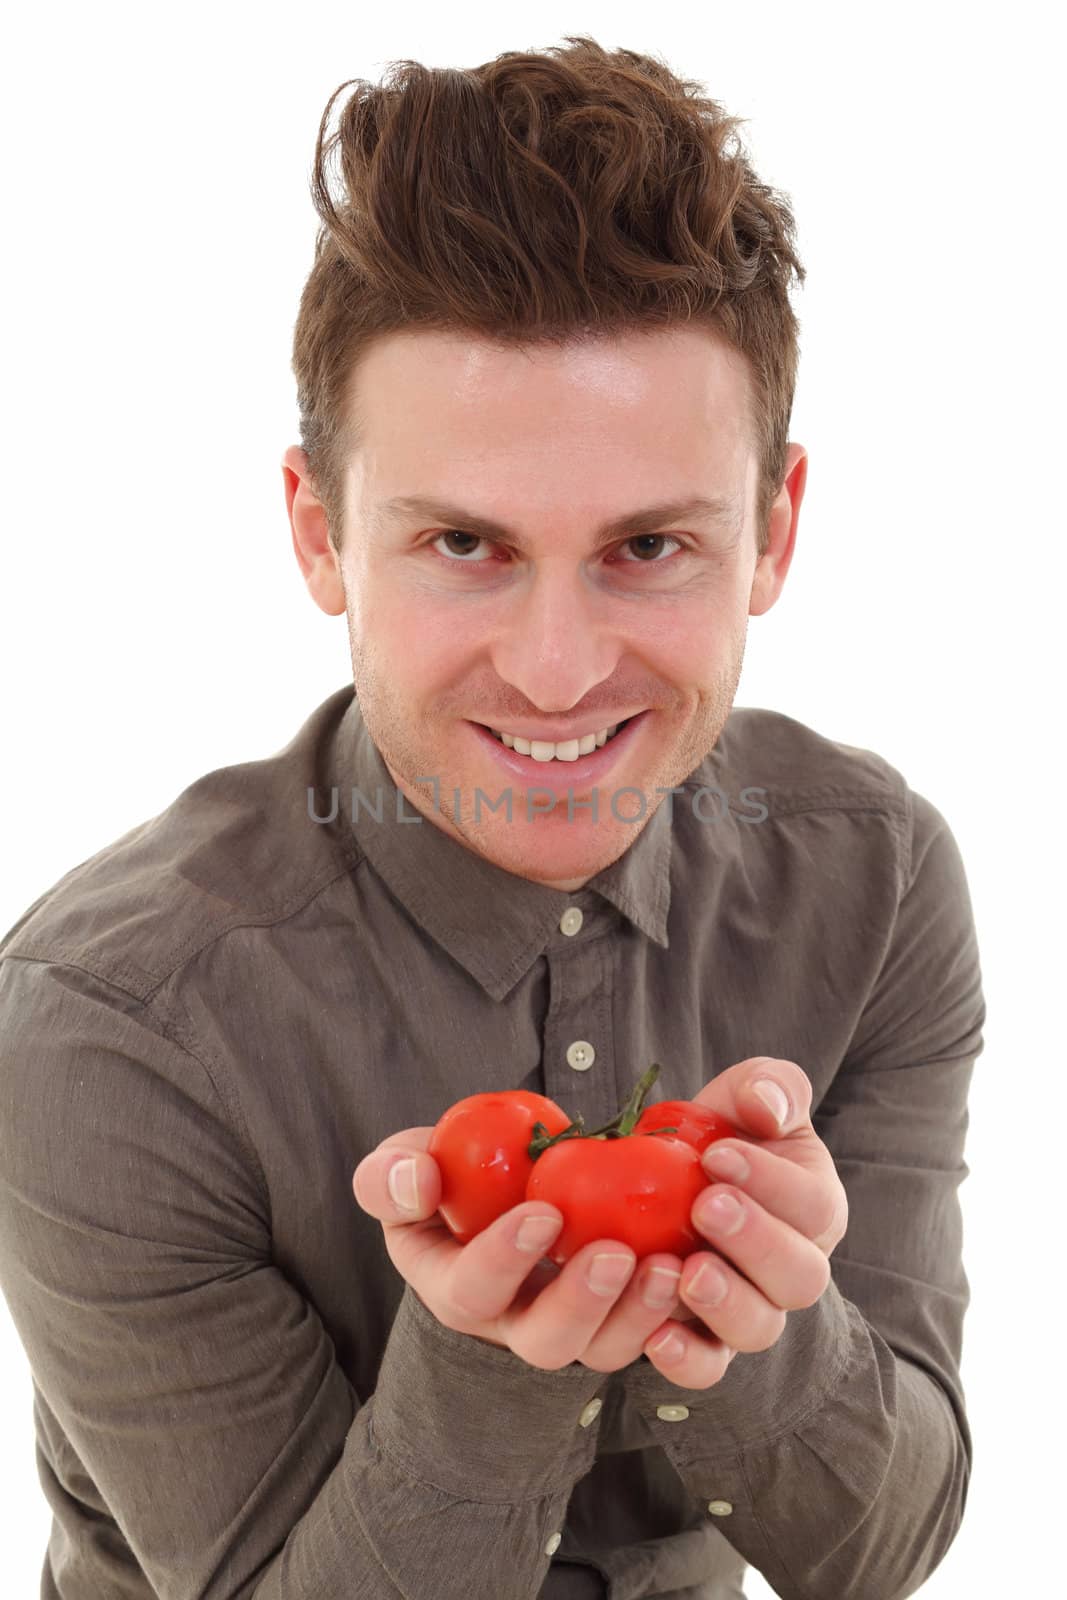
[428,1090,572,1244]
[525,1133,710,1266]
[633,1099,743,1155]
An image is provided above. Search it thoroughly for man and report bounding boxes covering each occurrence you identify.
[0,36,984,1600]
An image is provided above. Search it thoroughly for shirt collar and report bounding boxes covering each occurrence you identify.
[326,689,672,1001]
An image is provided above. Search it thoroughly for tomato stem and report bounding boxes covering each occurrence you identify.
[526,1062,677,1159]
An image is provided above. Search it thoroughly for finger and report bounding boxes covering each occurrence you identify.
[574,1253,688,1372]
[690,1183,831,1312]
[691,1057,814,1140]
[522,1252,707,1328]
[435,1204,569,1333]
[566,1248,742,1376]
[699,1137,847,1254]
[352,1128,441,1223]
[643,1316,738,1387]
[495,1236,643,1372]
[678,1248,789,1352]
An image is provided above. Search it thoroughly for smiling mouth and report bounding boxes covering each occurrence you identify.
[483,716,634,749]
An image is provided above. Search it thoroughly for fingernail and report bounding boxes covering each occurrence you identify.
[642,1266,682,1309]
[703,1144,750,1181]
[753,1078,790,1129]
[387,1158,419,1213]
[516,1215,562,1254]
[687,1261,729,1304]
[649,1329,685,1361]
[700,1193,745,1236]
[587,1252,635,1295]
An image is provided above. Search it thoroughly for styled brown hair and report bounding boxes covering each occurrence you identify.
[291,34,805,558]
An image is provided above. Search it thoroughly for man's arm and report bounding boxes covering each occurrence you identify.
[622,787,986,1600]
[0,957,606,1600]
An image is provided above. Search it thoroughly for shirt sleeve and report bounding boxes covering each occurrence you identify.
[0,957,607,1600]
[621,787,987,1600]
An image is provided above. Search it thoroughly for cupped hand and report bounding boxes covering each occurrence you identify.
[352,1126,706,1376]
[639,1056,849,1385]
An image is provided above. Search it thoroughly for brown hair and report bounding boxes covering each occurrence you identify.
[291,34,805,558]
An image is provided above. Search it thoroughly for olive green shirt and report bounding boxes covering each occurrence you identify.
[0,683,985,1599]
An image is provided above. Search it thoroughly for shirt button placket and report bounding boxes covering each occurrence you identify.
[543,895,611,1142]
[650,1407,733,1517]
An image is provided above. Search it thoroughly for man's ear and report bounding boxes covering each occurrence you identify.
[750,443,807,617]
[281,445,346,617]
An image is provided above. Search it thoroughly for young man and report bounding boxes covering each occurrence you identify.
[0,36,984,1600]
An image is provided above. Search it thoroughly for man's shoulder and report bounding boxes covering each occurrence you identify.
[0,687,365,1002]
[692,703,912,822]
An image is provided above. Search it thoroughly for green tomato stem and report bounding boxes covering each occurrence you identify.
[526,1062,678,1159]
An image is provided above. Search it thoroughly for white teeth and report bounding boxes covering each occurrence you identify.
[489,721,628,760]
[533,739,579,762]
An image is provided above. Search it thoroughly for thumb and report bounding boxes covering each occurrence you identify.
[743,1059,810,1135]
[693,1057,810,1138]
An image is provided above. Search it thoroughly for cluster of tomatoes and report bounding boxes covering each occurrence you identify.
[428,1063,742,1266]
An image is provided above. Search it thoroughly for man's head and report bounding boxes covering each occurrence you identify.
[282,35,808,889]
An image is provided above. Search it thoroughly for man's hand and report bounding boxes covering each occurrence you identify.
[352,1127,698,1372]
[642,1055,849,1383]
[351,1056,847,1387]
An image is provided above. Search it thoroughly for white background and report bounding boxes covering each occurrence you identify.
[0,3,1062,1595]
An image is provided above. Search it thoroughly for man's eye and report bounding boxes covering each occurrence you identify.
[428,531,684,564]
[615,534,683,563]
[431,530,495,561]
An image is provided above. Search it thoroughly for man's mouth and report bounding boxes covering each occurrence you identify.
[464,711,650,791]
[476,717,636,763]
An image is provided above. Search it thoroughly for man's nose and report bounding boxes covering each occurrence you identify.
[485,565,621,713]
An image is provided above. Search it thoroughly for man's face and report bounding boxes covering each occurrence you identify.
[293,325,803,891]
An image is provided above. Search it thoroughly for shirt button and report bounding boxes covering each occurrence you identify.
[707,1500,734,1517]
[545,1532,562,1556]
[655,1404,690,1422]
[559,906,584,936]
[578,1398,602,1428]
[566,1041,596,1072]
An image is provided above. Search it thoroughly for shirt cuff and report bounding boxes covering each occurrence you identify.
[624,1274,856,1458]
[369,1282,608,1500]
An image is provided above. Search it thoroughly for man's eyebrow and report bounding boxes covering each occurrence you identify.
[374,492,743,548]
